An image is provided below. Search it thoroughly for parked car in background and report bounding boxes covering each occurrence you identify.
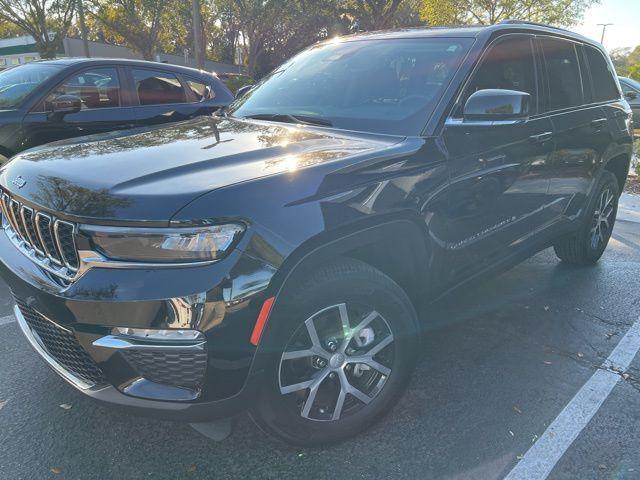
[0,21,633,446]
[619,76,640,134]
[0,58,234,163]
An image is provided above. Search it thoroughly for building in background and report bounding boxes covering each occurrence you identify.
[0,35,242,74]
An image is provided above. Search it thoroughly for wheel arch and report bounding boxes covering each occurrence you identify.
[266,212,433,319]
[603,152,631,195]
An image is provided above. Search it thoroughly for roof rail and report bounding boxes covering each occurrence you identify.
[497,19,574,34]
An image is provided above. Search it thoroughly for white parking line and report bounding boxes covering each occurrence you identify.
[0,314,15,327]
[504,317,640,480]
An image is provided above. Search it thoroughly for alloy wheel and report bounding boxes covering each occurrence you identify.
[590,187,616,250]
[278,303,395,422]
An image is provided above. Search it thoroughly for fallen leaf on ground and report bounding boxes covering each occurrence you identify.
[50,467,62,474]
[59,404,72,410]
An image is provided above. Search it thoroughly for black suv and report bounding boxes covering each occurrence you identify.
[0,58,233,163]
[0,22,633,446]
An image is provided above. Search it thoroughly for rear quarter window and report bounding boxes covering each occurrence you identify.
[584,46,619,102]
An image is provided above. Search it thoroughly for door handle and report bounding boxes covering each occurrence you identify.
[529,132,553,144]
[591,118,607,129]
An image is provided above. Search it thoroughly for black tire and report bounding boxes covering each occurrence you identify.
[250,258,419,446]
[553,171,619,265]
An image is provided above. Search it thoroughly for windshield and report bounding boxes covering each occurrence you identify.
[0,63,61,110]
[623,77,640,91]
[229,37,473,136]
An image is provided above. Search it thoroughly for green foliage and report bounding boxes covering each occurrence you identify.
[420,0,598,27]
[0,19,24,39]
[0,0,75,58]
[612,46,640,80]
[86,0,186,60]
[223,74,255,94]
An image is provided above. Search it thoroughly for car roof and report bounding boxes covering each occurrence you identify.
[33,58,215,77]
[341,21,600,49]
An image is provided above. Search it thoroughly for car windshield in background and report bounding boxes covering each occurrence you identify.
[0,63,61,110]
[623,77,640,91]
[230,37,473,136]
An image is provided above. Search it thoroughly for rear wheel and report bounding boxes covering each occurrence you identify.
[250,259,418,446]
[553,171,619,265]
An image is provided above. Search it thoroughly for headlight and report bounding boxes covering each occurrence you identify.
[83,224,244,263]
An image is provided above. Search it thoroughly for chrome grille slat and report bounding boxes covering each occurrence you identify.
[9,199,25,239]
[1,189,79,282]
[54,220,79,271]
[35,212,63,265]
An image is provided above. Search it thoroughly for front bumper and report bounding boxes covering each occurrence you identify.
[1,227,276,422]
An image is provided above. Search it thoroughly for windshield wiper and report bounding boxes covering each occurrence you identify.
[244,113,332,127]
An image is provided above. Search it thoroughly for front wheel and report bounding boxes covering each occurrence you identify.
[250,259,419,446]
[553,171,619,265]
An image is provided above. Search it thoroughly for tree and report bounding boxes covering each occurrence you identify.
[217,0,340,77]
[0,0,75,58]
[610,46,640,79]
[342,0,422,31]
[420,0,599,27]
[87,0,173,60]
[0,19,25,39]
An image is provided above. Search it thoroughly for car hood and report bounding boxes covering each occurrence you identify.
[0,116,403,224]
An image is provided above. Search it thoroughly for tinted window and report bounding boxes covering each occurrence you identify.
[584,46,619,102]
[186,78,212,101]
[133,69,187,105]
[540,37,582,110]
[621,77,640,92]
[0,63,61,109]
[44,67,121,111]
[460,36,536,114]
[230,38,474,136]
[576,45,593,104]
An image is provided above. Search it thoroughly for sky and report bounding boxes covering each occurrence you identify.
[574,0,640,51]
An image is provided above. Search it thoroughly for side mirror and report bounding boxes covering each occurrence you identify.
[235,84,254,98]
[625,90,638,101]
[463,89,530,121]
[50,95,82,115]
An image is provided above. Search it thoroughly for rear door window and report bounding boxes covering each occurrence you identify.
[185,78,213,102]
[44,67,121,111]
[133,69,187,106]
[584,45,619,102]
[540,37,583,111]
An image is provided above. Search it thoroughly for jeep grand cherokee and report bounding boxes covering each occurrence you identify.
[0,21,634,446]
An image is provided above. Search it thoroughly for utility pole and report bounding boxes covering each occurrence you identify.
[597,23,613,45]
[191,0,204,69]
[77,0,90,57]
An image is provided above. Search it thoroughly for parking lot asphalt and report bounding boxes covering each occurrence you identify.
[1,206,640,480]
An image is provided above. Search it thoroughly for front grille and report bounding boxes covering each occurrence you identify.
[1,189,80,279]
[122,349,207,390]
[15,298,106,386]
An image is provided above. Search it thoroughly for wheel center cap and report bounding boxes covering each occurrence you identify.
[329,353,346,369]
